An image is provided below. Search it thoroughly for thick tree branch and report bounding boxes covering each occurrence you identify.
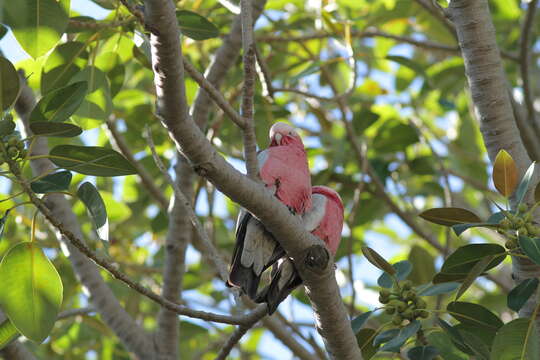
[14,74,156,359]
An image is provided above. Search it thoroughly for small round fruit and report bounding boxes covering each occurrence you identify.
[396,301,407,312]
[518,203,528,213]
[500,218,511,229]
[380,289,391,297]
[419,310,430,319]
[392,314,403,326]
[385,307,396,315]
[415,298,427,309]
[379,295,389,304]
[402,280,412,290]
[18,149,27,159]
[7,136,18,147]
[7,146,18,158]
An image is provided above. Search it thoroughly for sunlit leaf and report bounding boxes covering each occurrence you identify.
[49,145,137,176]
[408,246,435,285]
[29,81,87,123]
[0,242,63,343]
[491,318,539,360]
[419,207,481,226]
[492,149,518,197]
[30,171,72,193]
[77,182,108,241]
[0,319,19,350]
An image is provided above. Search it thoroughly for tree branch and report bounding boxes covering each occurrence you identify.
[142,0,362,357]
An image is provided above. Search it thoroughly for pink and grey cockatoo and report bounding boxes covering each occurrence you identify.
[255,185,344,314]
[227,122,312,298]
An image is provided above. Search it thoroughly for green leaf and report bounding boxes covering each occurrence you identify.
[352,108,379,134]
[176,10,220,40]
[451,222,500,236]
[492,149,518,197]
[446,302,503,331]
[0,119,16,137]
[0,57,21,111]
[419,207,481,226]
[417,282,460,296]
[41,41,88,94]
[438,319,468,350]
[386,55,426,77]
[30,171,72,193]
[29,81,88,123]
[379,320,421,352]
[351,311,372,334]
[378,260,412,288]
[439,244,506,275]
[507,278,539,312]
[49,145,137,177]
[407,345,440,360]
[0,242,63,343]
[0,210,10,243]
[491,318,540,360]
[362,246,395,275]
[2,0,69,58]
[373,329,400,346]
[69,67,112,126]
[356,328,379,360]
[0,319,19,350]
[408,245,435,285]
[30,122,83,137]
[372,120,419,153]
[77,182,108,241]
[515,162,536,206]
[455,255,495,300]
[518,235,540,265]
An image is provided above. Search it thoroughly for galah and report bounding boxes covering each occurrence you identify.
[255,185,344,314]
[227,122,312,298]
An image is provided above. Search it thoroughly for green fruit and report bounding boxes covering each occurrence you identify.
[18,149,27,159]
[379,295,389,304]
[505,239,517,249]
[516,219,525,228]
[500,218,511,229]
[7,136,18,147]
[0,120,15,136]
[419,310,429,319]
[392,314,403,326]
[385,307,396,315]
[402,309,414,319]
[518,227,528,236]
[380,289,391,297]
[518,203,528,213]
[402,280,412,290]
[396,301,407,312]
[7,146,18,158]
[415,298,427,309]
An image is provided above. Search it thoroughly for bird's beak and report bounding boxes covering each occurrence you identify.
[274,133,282,144]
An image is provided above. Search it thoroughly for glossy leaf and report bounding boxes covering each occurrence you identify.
[49,145,137,177]
[491,318,539,360]
[356,328,379,360]
[0,57,20,111]
[507,278,539,312]
[447,302,503,331]
[439,244,506,275]
[378,260,412,288]
[408,245,435,285]
[30,122,83,137]
[419,207,481,226]
[518,235,540,265]
[455,255,494,300]
[417,282,460,296]
[492,149,518,197]
[407,346,440,360]
[77,182,108,241]
[515,162,536,206]
[30,171,72,193]
[379,320,421,352]
[362,246,395,275]
[176,10,219,40]
[0,319,19,350]
[351,311,372,334]
[29,81,88,123]
[0,242,63,343]
[2,0,69,58]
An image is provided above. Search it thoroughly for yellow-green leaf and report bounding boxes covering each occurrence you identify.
[492,149,518,197]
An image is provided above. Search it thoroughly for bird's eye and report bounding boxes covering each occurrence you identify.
[289,131,293,135]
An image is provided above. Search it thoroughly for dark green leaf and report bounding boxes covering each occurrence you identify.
[373,329,400,346]
[518,235,540,265]
[352,108,379,134]
[378,260,412,288]
[29,81,88,123]
[386,55,426,76]
[426,330,468,360]
[0,319,19,350]
[77,182,108,241]
[407,345,440,360]
[30,171,72,193]
[455,255,494,300]
[0,242,63,343]
[507,278,539,312]
[408,246,435,285]
[417,282,460,296]
[447,302,503,331]
[491,318,539,360]
[351,311,372,334]
[30,122,83,137]
[515,162,536,206]
[438,319,467,348]
[0,57,20,111]
[439,244,506,275]
[458,330,490,360]
[356,328,379,360]
[362,247,395,275]
[419,207,481,226]
[492,149,518,197]
[451,222,500,236]
[49,145,137,176]
[176,10,219,40]
[379,320,421,352]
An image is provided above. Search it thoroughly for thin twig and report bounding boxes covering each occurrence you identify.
[68,17,136,30]
[240,0,259,180]
[182,58,245,129]
[144,127,230,282]
[519,0,540,138]
[105,118,169,211]
[214,309,266,360]
[118,0,145,25]
[254,44,274,98]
